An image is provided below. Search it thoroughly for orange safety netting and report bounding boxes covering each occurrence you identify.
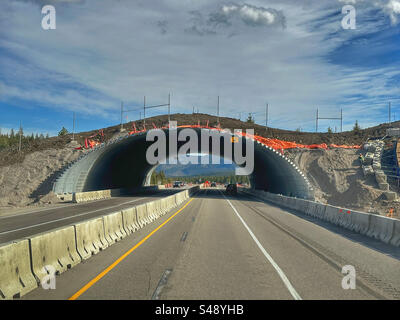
[234,131,360,151]
[124,121,362,151]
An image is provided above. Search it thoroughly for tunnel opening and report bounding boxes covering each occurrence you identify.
[149,153,251,187]
[75,128,313,199]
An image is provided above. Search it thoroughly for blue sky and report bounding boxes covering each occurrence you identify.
[0,0,399,136]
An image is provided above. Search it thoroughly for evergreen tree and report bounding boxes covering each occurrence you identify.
[58,127,69,136]
[246,114,255,124]
[353,120,361,133]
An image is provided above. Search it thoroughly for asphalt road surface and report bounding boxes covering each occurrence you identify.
[0,189,180,244]
[23,189,400,300]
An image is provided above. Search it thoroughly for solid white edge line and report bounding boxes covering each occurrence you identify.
[223,194,302,300]
[0,197,146,235]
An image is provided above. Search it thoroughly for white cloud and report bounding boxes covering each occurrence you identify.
[386,0,400,24]
[220,4,283,26]
[0,0,399,132]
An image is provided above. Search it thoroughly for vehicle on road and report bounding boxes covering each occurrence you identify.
[226,183,237,195]
[210,182,217,187]
[173,181,182,188]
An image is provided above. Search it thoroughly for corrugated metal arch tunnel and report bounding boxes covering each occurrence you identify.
[54,128,314,200]
[76,128,313,199]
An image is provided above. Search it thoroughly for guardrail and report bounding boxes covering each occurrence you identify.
[0,186,199,300]
[240,188,400,248]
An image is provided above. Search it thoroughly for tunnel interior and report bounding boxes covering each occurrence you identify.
[83,128,313,199]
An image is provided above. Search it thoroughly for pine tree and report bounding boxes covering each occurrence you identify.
[58,127,69,136]
[246,114,255,124]
[353,120,361,133]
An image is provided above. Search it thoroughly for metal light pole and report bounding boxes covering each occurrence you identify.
[72,112,76,141]
[168,93,171,123]
[217,96,220,125]
[18,121,22,152]
[143,96,146,129]
[341,108,343,132]
[120,101,124,131]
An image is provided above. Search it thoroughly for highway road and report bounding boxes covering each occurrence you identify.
[0,189,180,244]
[22,189,400,300]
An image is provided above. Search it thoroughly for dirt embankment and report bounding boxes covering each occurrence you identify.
[0,140,397,218]
[3,113,399,168]
[286,148,398,216]
[1,113,399,215]
[0,147,82,211]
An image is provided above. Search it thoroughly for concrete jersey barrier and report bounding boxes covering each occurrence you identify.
[136,203,150,227]
[103,211,127,243]
[74,217,109,260]
[391,219,400,247]
[367,215,395,244]
[349,210,370,235]
[1,186,199,300]
[122,207,139,234]
[29,226,81,282]
[0,240,37,300]
[241,188,399,248]
[72,188,124,203]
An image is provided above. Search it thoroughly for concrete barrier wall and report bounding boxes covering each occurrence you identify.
[30,226,81,283]
[146,201,157,222]
[122,207,139,234]
[314,203,327,220]
[160,198,169,214]
[0,187,199,300]
[175,192,184,205]
[349,210,370,235]
[155,199,163,218]
[391,220,400,247]
[72,188,125,203]
[136,203,150,227]
[74,217,109,260]
[0,240,37,300]
[367,215,395,244]
[337,209,353,229]
[240,188,399,248]
[103,211,127,244]
[164,195,177,212]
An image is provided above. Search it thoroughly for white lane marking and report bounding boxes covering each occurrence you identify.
[223,194,302,300]
[0,190,174,220]
[0,197,146,235]
[0,196,141,221]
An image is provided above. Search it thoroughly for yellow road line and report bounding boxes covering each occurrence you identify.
[68,198,194,300]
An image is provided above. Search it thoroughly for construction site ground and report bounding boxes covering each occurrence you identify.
[286,148,399,218]
[1,114,399,218]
